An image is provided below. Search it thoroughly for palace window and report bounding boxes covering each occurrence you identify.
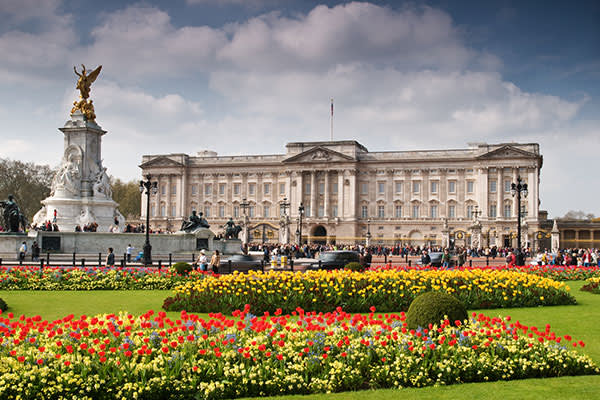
[319,182,325,194]
[205,184,212,195]
[332,205,338,217]
[248,183,256,195]
[448,205,455,218]
[305,205,311,217]
[466,205,474,219]
[489,204,497,218]
[412,205,419,218]
[332,182,338,194]
[219,183,226,195]
[430,205,438,218]
[263,205,270,218]
[378,205,385,218]
[361,205,368,218]
[395,182,403,193]
[170,205,176,217]
[318,205,324,217]
[160,205,165,217]
[233,206,239,218]
[305,183,311,194]
[395,205,402,218]
[233,183,240,195]
[412,182,420,193]
[504,204,512,218]
[204,206,210,218]
[448,181,456,193]
[249,206,255,218]
[219,205,225,218]
[161,185,166,195]
[490,180,497,193]
[361,182,368,194]
[504,180,511,193]
[171,184,177,195]
[467,181,474,193]
[151,204,156,217]
[279,183,285,195]
[430,181,438,194]
[378,182,385,194]
[191,184,197,195]
[264,183,271,195]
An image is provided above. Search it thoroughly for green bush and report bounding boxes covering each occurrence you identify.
[172,262,193,276]
[345,261,366,272]
[0,297,7,312]
[405,291,468,329]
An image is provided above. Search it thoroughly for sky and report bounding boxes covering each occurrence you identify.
[0,0,598,218]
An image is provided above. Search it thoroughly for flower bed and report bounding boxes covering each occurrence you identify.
[163,269,576,314]
[0,308,596,399]
[581,277,600,294]
[0,266,206,290]
[372,264,600,281]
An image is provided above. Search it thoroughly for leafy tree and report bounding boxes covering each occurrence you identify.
[0,158,55,223]
[562,210,596,220]
[111,177,141,220]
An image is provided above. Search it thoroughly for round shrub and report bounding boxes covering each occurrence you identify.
[405,291,468,329]
[172,262,193,276]
[0,297,7,312]
[345,261,366,272]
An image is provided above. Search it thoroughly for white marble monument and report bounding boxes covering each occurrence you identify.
[33,65,124,232]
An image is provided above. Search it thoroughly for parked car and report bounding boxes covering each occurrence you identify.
[417,252,456,268]
[308,250,361,270]
[219,254,263,271]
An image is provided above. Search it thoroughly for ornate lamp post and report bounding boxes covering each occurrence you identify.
[511,176,528,266]
[279,197,290,216]
[240,198,250,244]
[297,202,305,245]
[366,218,372,247]
[139,174,157,266]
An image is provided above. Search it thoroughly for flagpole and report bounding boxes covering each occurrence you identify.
[330,98,334,141]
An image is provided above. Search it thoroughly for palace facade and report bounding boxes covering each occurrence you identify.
[139,140,546,248]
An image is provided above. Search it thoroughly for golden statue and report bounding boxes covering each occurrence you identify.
[71,64,102,122]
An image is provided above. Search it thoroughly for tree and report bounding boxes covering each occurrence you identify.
[0,158,55,224]
[562,210,596,220]
[111,177,141,220]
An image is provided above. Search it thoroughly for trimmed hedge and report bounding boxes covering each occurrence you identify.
[405,291,468,329]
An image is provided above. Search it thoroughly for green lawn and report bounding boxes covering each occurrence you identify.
[1,282,599,399]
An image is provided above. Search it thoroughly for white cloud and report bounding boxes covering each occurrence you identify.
[0,1,596,215]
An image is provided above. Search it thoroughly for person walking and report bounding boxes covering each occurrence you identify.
[105,247,115,267]
[31,241,40,262]
[209,249,220,274]
[441,248,451,269]
[18,241,27,262]
[126,244,134,263]
[195,249,208,271]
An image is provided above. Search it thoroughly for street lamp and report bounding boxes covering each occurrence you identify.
[366,218,372,246]
[472,206,482,221]
[139,174,158,266]
[298,202,305,245]
[511,176,528,266]
[279,197,290,216]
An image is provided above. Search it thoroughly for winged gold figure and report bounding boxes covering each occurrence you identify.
[74,64,102,100]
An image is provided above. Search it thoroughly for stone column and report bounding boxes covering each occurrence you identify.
[348,170,357,220]
[512,167,519,218]
[310,171,316,219]
[324,170,330,217]
[227,173,233,217]
[180,170,186,218]
[337,170,345,218]
[496,168,503,219]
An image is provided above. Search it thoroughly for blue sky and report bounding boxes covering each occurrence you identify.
[0,0,598,218]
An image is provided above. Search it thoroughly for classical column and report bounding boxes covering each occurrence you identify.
[337,170,345,218]
[386,169,394,218]
[324,170,330,218]
[310,171,317,218]
[180,170,186,217]
[227,173,233,217]
[496,168,503,219]
[295,171,304,218]
[512,167,518,218]
[348,170,357,220]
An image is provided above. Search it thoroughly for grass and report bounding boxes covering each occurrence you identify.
[1,281,599,399]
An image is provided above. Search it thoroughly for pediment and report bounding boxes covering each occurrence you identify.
[477,145,536,160]
[139,156,185,168]
[283,146,355,163]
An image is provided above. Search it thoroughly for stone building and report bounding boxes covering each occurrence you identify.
[139,140,545,248]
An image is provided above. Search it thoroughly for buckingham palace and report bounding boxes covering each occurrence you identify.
[139,140,546,248]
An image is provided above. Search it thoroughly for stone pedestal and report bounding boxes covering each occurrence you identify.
[470,221,482,249]
[551,220,560,253]
[33,111,123,232]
